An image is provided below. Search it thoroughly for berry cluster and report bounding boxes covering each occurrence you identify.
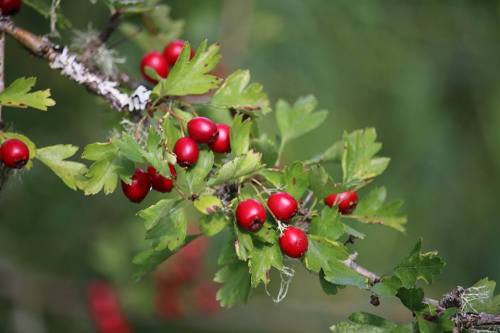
[121,116,230,202]
[0,138,30,169]
[140,39,194,83]
[0,0,22,16]
[87,281,132,333]
[235,190,359,259]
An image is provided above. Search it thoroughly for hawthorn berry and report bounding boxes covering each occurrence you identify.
[140,51,169,83]
[0,138,29,168]
[121,168,151,203]
[279,226,308,258]
[324,191,359,215]
[267,191,298,222]
[163,39,194,67]
[235,199,266,232]
[0,0,22,16]
[208,123,230,153]
[187,117,218,144]
[147,164,176,193]
[174,137,199,167]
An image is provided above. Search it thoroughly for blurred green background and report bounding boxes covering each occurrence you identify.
[1,0,500,332]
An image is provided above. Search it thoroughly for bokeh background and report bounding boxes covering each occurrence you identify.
[1,1,500,332]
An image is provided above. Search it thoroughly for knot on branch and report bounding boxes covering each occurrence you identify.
[439,286,465,309]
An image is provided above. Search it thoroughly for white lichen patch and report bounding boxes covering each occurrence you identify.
[50,47,151,111]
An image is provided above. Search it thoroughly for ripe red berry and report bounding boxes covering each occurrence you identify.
[173,137,199,167]
[324,191,359,215]
[121,168,151,203]
[0,138,29,168]
[279,226,308,258]
[267,192,298,222]
[235,199,266,232]
[163,39,194,67]
[140,51,169,83]
[208,123,230,153]
[187,117,218,144]
[147,164,176,193]
[0,0,22,16]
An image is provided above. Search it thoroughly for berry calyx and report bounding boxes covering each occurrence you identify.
[121,168,151,203]
[173,137,199,167]
[147,164,176,193]
[163,39,194,67]
[140,51,169,83]
[0,138,29,168]
[187,117,218,144]
[208,123,230,153]
[235,199,266,232]
[0,0,22,16]
[279,226,308,258]
[324,191,359,215]
[267,192,298,222]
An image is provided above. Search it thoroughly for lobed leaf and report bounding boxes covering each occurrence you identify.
[0,77,55,111]
[36,145,87,190]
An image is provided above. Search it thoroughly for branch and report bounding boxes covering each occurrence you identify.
[0,16,151,112]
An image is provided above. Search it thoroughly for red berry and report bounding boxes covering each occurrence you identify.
[0,0,21,15]
[147,164,176,193]
[267,192,298,222]
[279,226,308,258]
[140,51,169,83]
[235,199,266,232]
[187,117,218,144]
[0,138,29,168]
[173,137,199,167]
[324,191,358,215]
[121,168,151,203]
[163,39,194,67]
[208,123,230,153]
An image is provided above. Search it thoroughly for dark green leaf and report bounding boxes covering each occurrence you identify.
[396,287,425,311]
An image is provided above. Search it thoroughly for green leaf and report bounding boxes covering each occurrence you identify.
[396,287,425,311]
[212,70,270,114]
[112,132,146,163]
[394,240,445,289]
[133,235,198,281]
[309,164,340,199]
[252,134,278,166]
[175,150,214,195]
[259,168,283,188]
[341,128,390,184]
[320,271,340,295]
[372,276,402,297]
[153,40,222,97]
[309,207,345,242]
[276,95,328,144]
[234,226,254,261]
[283,161,309,199]
[162,115,182,151]
[194,195,223,215]
[119,4,183,52]
[248,243,283,287]
[347,187,407,232]
[463,278,500,313]
[230,114,252,156]
[200,212,229,236]
[209,151,262,185]
[81,142,135,195]
[145,204,187,251]
[36,145,87,190]
[137,199,178,230]
[330,313,411,333]
[214,241,251,307]
[0,77,55,111]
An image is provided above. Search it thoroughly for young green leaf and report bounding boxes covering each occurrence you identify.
[346,187,407,232]
[309,207,345,242]
[145,205,187,251]
[0,77,55,111]
[248,243,283,287]
[175,150,214,195]
[394,240,445,289]
[283,161,310,199]
[276,95,328,147]
[153,40,222,97]
[36,145,87,190]
[194,195,223,215]
[211,69,270,114]
[230,114,252,156]
[200,213,229,236]
[209,151,262,185]
[463,278,500,313]
[341,128,390,185]
[137,199,178,230]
